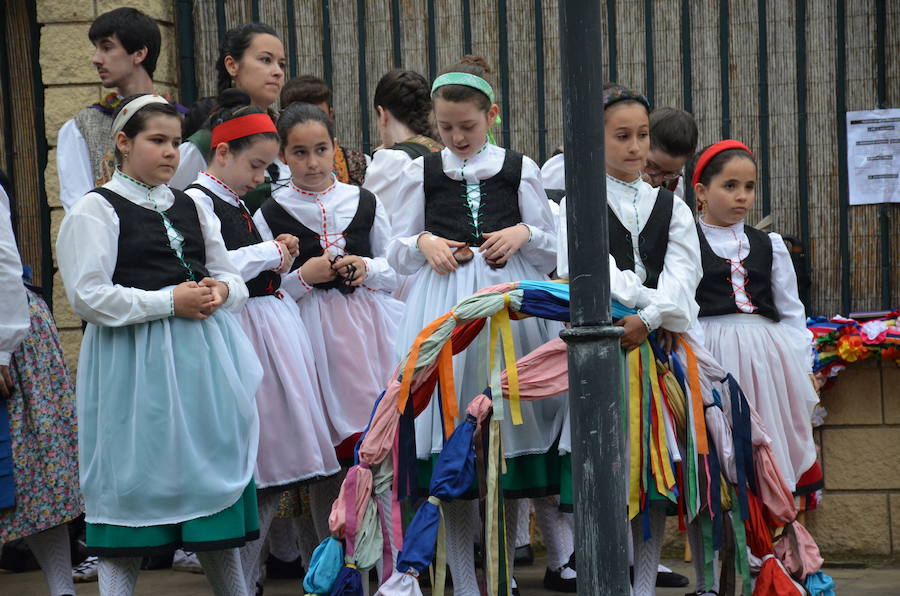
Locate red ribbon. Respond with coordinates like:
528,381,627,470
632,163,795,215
210,113,277,147
691,140,754,187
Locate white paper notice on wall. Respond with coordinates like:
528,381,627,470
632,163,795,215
847,109,900,205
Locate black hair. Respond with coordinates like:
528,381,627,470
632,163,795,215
434,55,494,112
182,96,217,139
650,107,699,158
686,143,758,188
217,23,280,94
89,7,161,78
281,75,333,109
373,69,435,138
277,102,336,150
112,95,180,163
206,89,278,157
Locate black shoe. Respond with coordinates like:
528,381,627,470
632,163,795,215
265,554,305,579
543,566,577,593
657,570,690,588
514,544,534,566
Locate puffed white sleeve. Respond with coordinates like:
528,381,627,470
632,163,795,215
253,208,313,301
193,201,247,312
540,153,566,190
769,232,813,340
187,190,283,282
516,157,557,275
385,158,428,275
57,120,96,212
360,194,399,292
56,195,174,326
557,196,654,310
362,149,413,215
637,197,701,332
0,186,28,366
169,142,208,190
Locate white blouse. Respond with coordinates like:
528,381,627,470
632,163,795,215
387,143,557,276
362,148,414,216
56,119,96,212
56,170,247,327
184,171,285,282
0,185,29,366
556,175,701,332
169,142,208,191
697,219,809,334
253,178,399,299
540,153,566,190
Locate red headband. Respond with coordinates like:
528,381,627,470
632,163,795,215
210,113,277,148
691,140,754,187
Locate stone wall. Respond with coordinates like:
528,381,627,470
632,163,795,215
37,1,178,370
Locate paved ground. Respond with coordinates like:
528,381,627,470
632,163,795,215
3,555,899,595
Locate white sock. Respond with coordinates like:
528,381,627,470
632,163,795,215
630,507,666,596
24,524,75,596
514,499,532,548
98,557,141,596
239,491,279,593
443,500,479,596
197,548,248,596
532,495,574,571
308,473,344,542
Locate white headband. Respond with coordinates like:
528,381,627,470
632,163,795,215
112,94,170,136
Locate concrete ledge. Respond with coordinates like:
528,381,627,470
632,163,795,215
36,0,94,24
823,427,900,490
805,492,891,556
821,361,883,426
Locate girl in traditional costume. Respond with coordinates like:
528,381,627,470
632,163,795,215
57,94,262,596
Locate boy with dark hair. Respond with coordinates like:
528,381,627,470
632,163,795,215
280,75,368,186
57,7,184,211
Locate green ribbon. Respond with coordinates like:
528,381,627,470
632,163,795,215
432,72,502,145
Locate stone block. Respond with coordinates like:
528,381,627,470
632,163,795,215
892,494,900,554
52,272,81,329
37,0,95,23
44,85,101,145
58,328,83,373
804,493,891,556
154,24,178,85
45,149,61,208
823,427,900,490
820,363,883,425
97,0,174,22
883,364,900,424
40,24,97,85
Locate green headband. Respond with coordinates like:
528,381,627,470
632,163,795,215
431,72,495,102
432,72,501,145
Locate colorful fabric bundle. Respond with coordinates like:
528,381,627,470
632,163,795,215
808,311,900,389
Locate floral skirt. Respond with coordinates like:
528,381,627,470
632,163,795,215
0,289,81,542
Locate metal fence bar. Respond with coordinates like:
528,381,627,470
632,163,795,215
0,5,14,185
534,0,546,163
356,0,370,153
463,0,473,55
252,0,260,22
795,0,812,311
757,0,770,216
875,0,891,309
286,0,298,78
427,0,437,81
391,0,402,67
176,0,196,107
643,0,654,106
719,0,730,138
498,0,511,147
606,0,617,82
321,0,332,86
836,0,851,315
681,0,693,208
216,1,226,46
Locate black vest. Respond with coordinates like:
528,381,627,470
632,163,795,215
186,184,281,298
422,150,523,246
93,187,210,291
607,188,674,290
696,223,780,322
258,188,376,293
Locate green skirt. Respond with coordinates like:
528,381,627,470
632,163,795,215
86,482,259,557
417,449,569,500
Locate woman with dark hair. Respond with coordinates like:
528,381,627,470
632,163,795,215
170,23,286,194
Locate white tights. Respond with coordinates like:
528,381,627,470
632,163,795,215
24,524,75,596
98,549,248,596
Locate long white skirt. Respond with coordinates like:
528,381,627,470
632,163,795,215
297,287,404,446
239,295,341,489
398,251,567,459
699,314,819,491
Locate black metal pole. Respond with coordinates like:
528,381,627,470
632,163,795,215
175,0,196,108
558,2,628,594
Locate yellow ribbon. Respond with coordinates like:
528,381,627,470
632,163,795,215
627,348,642,520
427,496,447,596
647,356,676,494
484,419,502,596
490,295,522,425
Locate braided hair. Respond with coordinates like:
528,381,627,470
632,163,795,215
373,69,435,139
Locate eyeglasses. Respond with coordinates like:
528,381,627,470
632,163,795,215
644,160,682,184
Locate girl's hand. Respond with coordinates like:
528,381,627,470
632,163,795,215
274,241,294,274
300,252,338,285
332,254,368,286
275,234,300,258
418,233,467,275
615,314,650,352
479,224,530,267
173,281,214,319
0,365,13,399
199,277,229,311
